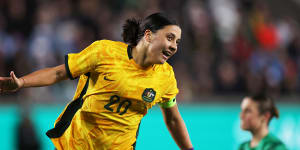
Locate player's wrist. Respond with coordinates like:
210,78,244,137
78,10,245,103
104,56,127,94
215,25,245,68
20,78,25,88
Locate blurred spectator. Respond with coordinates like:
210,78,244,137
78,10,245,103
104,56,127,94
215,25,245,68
215,58,243,94
0,0,300,102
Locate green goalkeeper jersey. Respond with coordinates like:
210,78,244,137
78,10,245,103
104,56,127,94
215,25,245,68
238,133,287,150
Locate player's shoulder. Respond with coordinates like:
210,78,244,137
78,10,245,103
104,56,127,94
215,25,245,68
266,133,284,143
263,134,287,150
155,62,175,76
264,141,287,150
95,40,127,48
160,62,174,70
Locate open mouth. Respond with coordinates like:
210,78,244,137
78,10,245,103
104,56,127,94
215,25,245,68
162,50,172,58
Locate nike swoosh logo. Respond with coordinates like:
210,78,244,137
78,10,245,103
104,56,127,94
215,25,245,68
104,76,115,81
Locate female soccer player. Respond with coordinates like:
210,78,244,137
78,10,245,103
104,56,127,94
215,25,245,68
239,95,287,150
0,13,194,150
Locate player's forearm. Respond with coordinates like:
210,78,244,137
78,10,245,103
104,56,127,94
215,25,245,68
21,64,68,88
166,117,193,149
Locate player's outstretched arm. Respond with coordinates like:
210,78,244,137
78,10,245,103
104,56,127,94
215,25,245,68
160,104,194,150
0,64,68,93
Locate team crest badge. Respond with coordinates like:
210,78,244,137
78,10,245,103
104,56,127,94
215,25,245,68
142,88,156,102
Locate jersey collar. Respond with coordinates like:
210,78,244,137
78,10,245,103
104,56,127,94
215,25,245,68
127,45,133,59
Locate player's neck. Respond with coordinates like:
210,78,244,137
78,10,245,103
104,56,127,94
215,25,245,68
250,126,269,147
132,42,152,69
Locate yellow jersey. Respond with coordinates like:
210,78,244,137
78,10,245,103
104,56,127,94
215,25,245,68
46,40,179,150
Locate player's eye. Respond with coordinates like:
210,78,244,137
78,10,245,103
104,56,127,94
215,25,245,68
245,109,251,113
167,35,173,41
166,33,175,41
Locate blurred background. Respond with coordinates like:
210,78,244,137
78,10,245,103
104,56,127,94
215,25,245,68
0,0,299,149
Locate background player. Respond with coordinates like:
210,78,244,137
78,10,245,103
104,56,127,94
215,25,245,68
239,94,287,150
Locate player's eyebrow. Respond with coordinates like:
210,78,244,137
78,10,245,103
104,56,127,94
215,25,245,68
167,33,176,39
167,33,181,41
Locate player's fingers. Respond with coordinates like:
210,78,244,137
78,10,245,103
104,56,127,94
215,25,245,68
2,90,14,93
2,79,8,87
0,77,11,92
0,77,12,81
0,77,4,88
0,77,12,88
1,90,9,94
10,71,21,89
0,89,9,94
10,71,18,83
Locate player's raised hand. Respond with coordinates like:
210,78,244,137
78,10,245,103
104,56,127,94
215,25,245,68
0,71,24,94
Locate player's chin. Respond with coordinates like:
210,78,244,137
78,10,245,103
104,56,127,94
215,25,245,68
159,55,169,64
154,58,167,64
241,124,249,130
159,58,167,64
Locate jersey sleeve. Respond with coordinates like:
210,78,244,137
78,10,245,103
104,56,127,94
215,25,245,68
65,41,103,79
159,68,179,106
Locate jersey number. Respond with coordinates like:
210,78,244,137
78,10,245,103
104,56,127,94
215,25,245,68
104,95,131,115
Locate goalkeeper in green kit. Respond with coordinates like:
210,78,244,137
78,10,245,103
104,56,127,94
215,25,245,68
238,95,287,150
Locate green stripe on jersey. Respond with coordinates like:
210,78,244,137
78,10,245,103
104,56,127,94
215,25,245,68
159,97,177,108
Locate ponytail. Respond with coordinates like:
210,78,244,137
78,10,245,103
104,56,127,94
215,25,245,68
272,107,279,119
122,13,178,46
249,94,280,125
122,18,141,46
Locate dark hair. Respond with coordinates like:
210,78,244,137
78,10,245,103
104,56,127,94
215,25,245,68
122,13,178,46
249,94,279,124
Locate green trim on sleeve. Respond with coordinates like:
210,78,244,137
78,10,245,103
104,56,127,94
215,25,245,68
159,97,177,108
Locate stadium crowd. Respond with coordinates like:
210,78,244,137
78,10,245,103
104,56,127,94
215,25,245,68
0,0,299,102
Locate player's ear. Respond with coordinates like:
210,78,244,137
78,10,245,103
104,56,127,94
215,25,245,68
144,29,152,43
263,112,271,123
